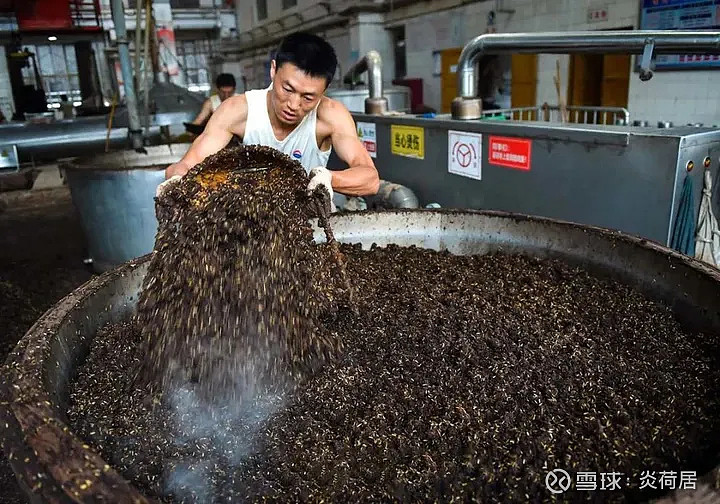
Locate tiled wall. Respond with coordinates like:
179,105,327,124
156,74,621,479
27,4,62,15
628,71,720,127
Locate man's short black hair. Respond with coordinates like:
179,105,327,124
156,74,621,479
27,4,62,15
216,73,236,88
275,32,337,87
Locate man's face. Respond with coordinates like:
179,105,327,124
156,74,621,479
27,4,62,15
218,86,235,101
269,61,327,126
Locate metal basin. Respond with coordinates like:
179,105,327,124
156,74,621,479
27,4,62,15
3,210,720,503
62,144,190,273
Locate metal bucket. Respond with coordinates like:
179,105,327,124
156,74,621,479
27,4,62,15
3,210,720,503
62,144,191,273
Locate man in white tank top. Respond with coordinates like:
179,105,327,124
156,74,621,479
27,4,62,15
190,73,237,126
161,32,379,205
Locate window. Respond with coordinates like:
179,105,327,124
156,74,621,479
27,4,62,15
256,0,267,20
176,39,212,94
21,44,81,108
282,0,297,8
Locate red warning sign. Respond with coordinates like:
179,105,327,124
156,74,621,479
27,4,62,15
488,136,532,171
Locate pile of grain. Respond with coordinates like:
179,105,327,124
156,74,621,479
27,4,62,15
68,146,720,502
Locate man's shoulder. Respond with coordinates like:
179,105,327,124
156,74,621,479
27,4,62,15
225,94,248,106
215,94,248,114
318,95,348,114
317,96,351,126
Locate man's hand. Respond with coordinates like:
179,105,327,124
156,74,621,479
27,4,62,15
156,175,181,198
166,161,191,179
307,166,336,213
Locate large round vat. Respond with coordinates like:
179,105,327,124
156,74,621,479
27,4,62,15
326,87,411,113
3,210,720,503
62,144,190,273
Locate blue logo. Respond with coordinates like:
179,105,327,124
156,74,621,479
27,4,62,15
292,149,302,159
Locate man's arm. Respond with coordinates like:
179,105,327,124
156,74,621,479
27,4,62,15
166,95,246,179
322,100,380,196
191,99,213,125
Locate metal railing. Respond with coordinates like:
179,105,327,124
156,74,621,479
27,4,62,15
480,105,630,125
70,0,102,31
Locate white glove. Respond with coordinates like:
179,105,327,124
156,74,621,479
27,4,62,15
307,166,336,212
156,175,181,198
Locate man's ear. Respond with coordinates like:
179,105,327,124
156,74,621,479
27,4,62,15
270,60,276,80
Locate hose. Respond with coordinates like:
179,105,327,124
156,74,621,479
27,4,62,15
670,175,696,256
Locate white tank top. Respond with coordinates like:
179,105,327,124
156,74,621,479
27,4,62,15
210,94,222,111
242,86,331,173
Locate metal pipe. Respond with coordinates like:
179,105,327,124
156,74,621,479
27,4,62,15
134,0,142,86
365,180,420,210
452,30,720,119
343,50,387,114
111,0,144,150
143,0,152,134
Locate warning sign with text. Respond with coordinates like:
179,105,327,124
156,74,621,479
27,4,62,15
391,125,425,159
489,136,532,171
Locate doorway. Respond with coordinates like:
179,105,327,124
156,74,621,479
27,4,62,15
567,25,632,124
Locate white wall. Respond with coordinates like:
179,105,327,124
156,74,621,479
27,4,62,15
628,71,720,127
235,0,325,33
349,13,394,86
324,28,352,88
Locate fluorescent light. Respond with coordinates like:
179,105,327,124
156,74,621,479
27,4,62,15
73,101,82,106
48,36,57,41
51,103,61,108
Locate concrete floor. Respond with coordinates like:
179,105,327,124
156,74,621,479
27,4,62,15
0,182,93,503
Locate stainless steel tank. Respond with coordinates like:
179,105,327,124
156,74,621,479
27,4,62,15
326,87,411,113
62,144,190,273
3,210,720,503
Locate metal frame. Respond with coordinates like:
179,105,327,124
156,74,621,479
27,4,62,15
481,105,630,125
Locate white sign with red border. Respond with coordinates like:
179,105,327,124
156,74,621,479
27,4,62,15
448,130,482,180
356,122,377,158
